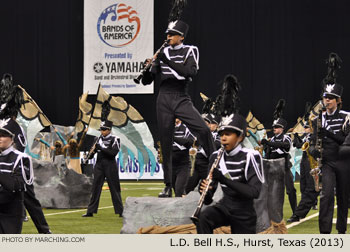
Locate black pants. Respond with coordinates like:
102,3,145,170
87,160,123,215
172,161,190,197
285,164,297,214
24,184,50,233
294,156,319,218
157,92,215,187
0,196,24,234
196,203,257,234
185,156,209,193
318,162,336,234
334,159,350,233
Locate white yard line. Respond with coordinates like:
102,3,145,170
120,182,163,185
30,183,162,218
286,211,320,229
286,205,348,229
26,206,114,218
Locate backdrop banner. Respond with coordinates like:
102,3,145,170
84,0,154,94
86,155,164,180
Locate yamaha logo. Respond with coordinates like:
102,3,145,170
93,62,104,73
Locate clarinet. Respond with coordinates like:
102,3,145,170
190,146,225,224
133,39,169,84
83,135,101,164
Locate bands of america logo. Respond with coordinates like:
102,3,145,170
97,3,141,48
93,62,104,73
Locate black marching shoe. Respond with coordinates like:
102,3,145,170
82,213,93,217
287,215,300,223
158,186,172,198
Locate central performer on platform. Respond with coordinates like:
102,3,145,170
140,2,215,197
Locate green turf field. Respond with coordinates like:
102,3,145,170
22,182,349,234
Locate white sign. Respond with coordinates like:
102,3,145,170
83,153,164,180
84,0,154,94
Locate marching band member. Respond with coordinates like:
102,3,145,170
196,113,264,234
82,120,123,218
186,113,221,194
169,118,195,197
0,118,33,233
261,99,297,216
288,121,319,223
141,19,215,197
309,53,349,234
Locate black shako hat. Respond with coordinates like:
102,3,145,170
208,113,220,125
272,118,287,129
99,120,113,131
321,53,343,98
165,20,189,37
202,113,211,124
202,113,220,125
0,118,18,138
272,99,287,129
322,83,343,98
218,113,247,136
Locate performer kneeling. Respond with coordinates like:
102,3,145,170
196,113,264,234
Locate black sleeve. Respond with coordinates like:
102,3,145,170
221,176,261,199
339,133,350,158
161,51,197,78
141,60,159,85
173,133,195,149
141,70,155,85
203,181,217,205
327,131,346,145
266,140,290,150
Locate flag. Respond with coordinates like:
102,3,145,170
245,111,266,150
16,86,51,158
75,93,93,133
85,87,157,178
290,101,323,134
